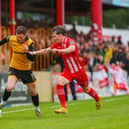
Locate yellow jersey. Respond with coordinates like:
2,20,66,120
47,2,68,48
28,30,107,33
105,48,113,64
9,35,33,70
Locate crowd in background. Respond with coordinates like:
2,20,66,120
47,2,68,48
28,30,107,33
63,23,129,78
51,23,129,100
0,23,129,100
0,23,129,80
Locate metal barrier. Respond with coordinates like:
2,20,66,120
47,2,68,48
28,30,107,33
0,26,53,71
0,26,10,71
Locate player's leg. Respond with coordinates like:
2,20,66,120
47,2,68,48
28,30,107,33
27,83,41,117
0,76,17,109
22,70,41,117
56,75,69,108
64,85,68,101
75,69,101,109
82,86,101,109
69,80,77,100
54,73,71,113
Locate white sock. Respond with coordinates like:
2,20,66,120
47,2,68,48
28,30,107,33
35,106,40,111
0,100,6,105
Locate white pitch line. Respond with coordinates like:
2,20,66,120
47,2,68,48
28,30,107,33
3,108,33,114
103,96,129,102
2,96,128,114
2,103,74,114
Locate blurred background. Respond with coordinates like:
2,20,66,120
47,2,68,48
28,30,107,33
1,0,129,70
0,0,129,104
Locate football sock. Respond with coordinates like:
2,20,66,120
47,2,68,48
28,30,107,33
3,88,11,102
87,88,100,102
70,81,77,100
64,85,68,101
31,94,39,107
57,84,66,108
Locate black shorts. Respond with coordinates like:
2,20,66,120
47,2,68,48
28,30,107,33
8,67,36,84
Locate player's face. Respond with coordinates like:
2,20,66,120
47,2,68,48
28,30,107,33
16,33,27,43
51,33,62,44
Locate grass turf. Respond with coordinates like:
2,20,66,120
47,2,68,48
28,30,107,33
0,95,129,129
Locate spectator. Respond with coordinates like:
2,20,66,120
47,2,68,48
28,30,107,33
124,53,129,85
116,35,123,45
101,45,108,64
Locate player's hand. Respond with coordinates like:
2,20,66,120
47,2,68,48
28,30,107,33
52,48,59,53
23,44,29,53
28,51,35,55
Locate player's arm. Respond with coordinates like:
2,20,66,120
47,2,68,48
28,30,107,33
0,37,9,46
29,47,52,55
26,43,35,61
52,45,75,54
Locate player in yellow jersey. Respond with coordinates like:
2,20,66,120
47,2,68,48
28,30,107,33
0,26,41,117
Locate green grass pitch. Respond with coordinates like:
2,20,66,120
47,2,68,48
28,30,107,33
0,95,129,129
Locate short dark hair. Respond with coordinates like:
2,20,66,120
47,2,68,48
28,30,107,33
52,25,65,35
16,26,27,35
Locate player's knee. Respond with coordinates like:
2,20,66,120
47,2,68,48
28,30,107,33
31,92,37,96
57,82,64,86
29,91,37,96
57,78,63,85
6,86,14,92
57,77,68,86
83,87,89,93
57,80,65,86
29,88,37,96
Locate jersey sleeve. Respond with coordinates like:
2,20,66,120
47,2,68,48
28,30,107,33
0,37,8,46
26,43,35,61
8,35,16,41
67,39,76,48
28,38,33,46
50,43,58,49
0,35,13,46
8,35,17,46
69,40,75,45
26,38,35,61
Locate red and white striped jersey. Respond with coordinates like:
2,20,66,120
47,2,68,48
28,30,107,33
51,37,84,73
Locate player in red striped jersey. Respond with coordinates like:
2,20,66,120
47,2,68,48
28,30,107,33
26,26,101,113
